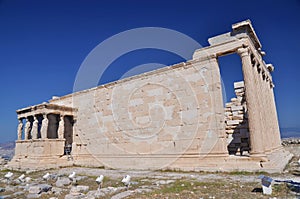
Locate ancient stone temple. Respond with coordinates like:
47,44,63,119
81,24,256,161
8,20,292,172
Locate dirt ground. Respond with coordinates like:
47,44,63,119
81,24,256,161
0,144,299,199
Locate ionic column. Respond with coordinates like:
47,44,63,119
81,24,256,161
31,116,38,139
24,118,31,140
17,119,23,140
237,47,265,155
41,114,48,139
254,63,268,151
268,81,282,149
261,72,271,151
58,115,64,139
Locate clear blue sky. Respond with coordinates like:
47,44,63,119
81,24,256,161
0,0,299,143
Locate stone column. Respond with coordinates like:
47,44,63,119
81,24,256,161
237,47,265,156
58,115,64,139
261,72,271,151
265,75,276,151
268,81,282,149
31,116,38,139
41,114,48,139
17,119,23,140
24,118,31,140
253,62,267,151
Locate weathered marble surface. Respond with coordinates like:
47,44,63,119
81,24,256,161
8,20,291,173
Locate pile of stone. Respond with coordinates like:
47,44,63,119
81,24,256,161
282,138,300,146
224,81,250,155
0,170,151,199
0,157,6,165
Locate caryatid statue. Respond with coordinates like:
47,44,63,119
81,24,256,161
40,114,48,139
58,115,64,139
31,116,38,139
17,119,23,140
24,118,31,140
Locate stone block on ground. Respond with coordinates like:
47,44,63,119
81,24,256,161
0,157,6,165
28,184,52,194
26,193,40,199
86,190,106,198
13,191,24,196
39,184,52,193
155,180,175,185
111,190,134,199
28,186,40,194
70,185,89,194
51,187,64,195
56,177,71,187
0,195,11,199
64,193,86,199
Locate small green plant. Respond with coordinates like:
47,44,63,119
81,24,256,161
227,170,269,176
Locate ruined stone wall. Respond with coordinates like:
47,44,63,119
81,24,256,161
50,58,228,170
225,81,250,155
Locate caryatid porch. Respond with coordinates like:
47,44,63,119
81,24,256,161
13,103,77,166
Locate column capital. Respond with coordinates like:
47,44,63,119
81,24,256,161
237,47,250,57
266,63,274,72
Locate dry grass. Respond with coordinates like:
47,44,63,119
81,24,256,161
0,167,299,199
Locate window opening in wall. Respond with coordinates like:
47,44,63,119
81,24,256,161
218,53,243,107
218,53,250,156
